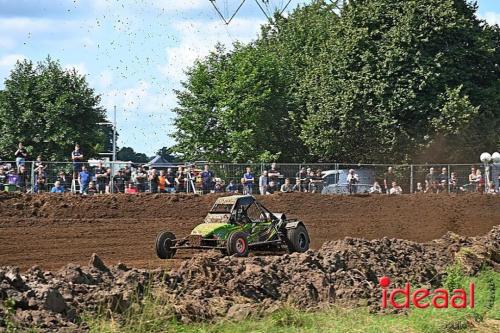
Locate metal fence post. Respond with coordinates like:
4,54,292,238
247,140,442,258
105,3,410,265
30,161,35,193
410,164,414,194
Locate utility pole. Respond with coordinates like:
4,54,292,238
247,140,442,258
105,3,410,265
113,105,117,162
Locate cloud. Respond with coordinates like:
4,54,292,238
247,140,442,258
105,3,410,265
482,11,500,25
158,17,264,81
0,54,26,86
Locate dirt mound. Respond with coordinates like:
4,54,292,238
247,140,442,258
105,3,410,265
0,193,499,270
1,227,498,331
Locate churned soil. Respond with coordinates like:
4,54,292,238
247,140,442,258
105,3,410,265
0,192,499,270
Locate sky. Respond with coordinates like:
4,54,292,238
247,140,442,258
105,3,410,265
0,0,499,156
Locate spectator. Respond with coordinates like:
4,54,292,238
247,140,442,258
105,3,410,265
243,166,255,195
268,163,281,186
175,166,185,192
125,183,138,194
34,169,46,193
50,180,64,193
280,178,294,193
14,142,28,172
95,162,108,194
369,181,382,194
158,169,167,193
425,167,438,193
113,170,126,193
200,164,215,194
476,169,485,194
449,172,459,193
149,169,159,193
56,171,68,192
104,168,112,193
123,166,132,185
268,180,278,194
78,165,91,194
486,181,497,195
346,169,359,194
384,167,396,194
71,144,84,178
389,181,403,195
467,167,477,192
437,167,448,193
226,180,239,193
214,179,224,193
308,169,323,193
34,155,46,173
0,167,6,191
17,165,29,192
415,182,424,193
133,166,147,193
259,170,268,195
296,167,308,192
87,181,97,196
165,168,176,193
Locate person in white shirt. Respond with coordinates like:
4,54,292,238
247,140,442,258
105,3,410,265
259,170,268,195
369,181,382,194
346,169,359,194
389,181,403,195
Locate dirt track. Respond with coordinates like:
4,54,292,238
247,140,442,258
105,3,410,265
0,192,499,270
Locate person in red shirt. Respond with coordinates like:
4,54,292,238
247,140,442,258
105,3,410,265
125,184,138,194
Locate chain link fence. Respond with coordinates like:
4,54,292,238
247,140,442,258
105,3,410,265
0,160,499,194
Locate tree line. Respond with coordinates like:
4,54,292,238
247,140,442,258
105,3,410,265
172,0,500,163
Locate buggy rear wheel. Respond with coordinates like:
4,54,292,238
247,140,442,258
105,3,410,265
226,231,249,257
155,231,177,259
287,225,310,253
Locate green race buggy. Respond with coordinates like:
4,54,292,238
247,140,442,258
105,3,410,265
155,195,310,258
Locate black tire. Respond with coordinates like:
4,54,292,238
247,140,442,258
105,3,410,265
226,231,249,257
155,231,176,259
287,225,310,253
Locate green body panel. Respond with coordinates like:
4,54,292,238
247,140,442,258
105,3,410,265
190,220,277,243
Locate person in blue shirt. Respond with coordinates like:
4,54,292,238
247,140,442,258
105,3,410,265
242,166,255,195
200,164,215,194
78,165,91,194
50,181,64,193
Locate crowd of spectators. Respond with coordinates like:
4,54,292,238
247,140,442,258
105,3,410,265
1,143,499,196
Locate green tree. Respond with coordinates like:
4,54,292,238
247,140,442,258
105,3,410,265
116,147,149,163
156,146,179,163
0,57,109,160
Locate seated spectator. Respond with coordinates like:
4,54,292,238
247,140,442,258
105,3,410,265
78,165,91,194
214,179,224,193
125,184,138,194
226,180,239,193
259,170,268,195
280,178,294,193
50,181,65,193
369,181,382,194
268,180,277,194
415,182,424,193
389,181,403,195
346,169,359,194
486,181,497,195
113,170,126,193
87,181,97,196
8,169,19,186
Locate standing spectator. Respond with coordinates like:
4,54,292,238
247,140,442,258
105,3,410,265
226,180,238,193
34,155,46,173
425,167,438,193
149,169,159,193
14,143,28,172
268,163,281,186
449,172,459,193
200,164,215,194
175,166,185,193
113,170,126,193
158,169,167,193
50,181,65,193
0,167,7,191
369,181,382,194
165,167,176,193
243,167,255,195
95,162,108,194
437,167,448,193
389,181,403,195
17,165,29,192
214,179,224,193
71,144,84,179
34,169,46,193
123,166,132,185
296,167,308,192
384,167,396,194
56,171,68,192
476,169,485,194
104,168,112,193
346,169,359,194
308,169,324,193
280,178,294,193
415,182,424,193
78,165,91,194
133,166,147,193
259,170,268,195
467,167,477,192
